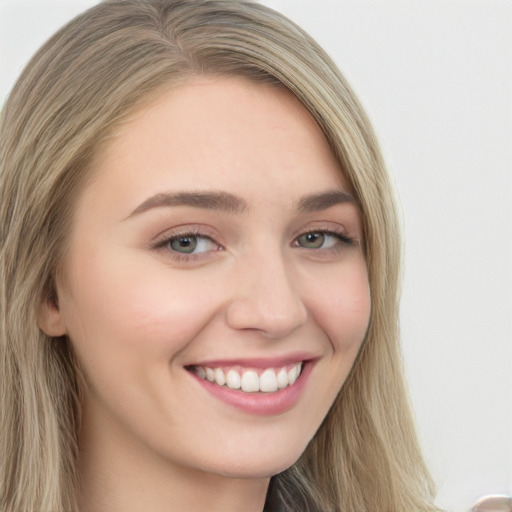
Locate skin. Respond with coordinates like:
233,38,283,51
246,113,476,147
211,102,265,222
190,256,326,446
40,77,371,512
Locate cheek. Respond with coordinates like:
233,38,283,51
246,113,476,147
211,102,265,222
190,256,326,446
306,262,371,354
60,250,219,370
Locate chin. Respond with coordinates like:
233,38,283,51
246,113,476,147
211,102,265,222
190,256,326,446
199,440,309,480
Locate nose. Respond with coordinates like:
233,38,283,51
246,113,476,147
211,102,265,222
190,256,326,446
225,251,308,339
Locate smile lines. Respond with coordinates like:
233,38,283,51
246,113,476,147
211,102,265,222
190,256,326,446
190,362,303,393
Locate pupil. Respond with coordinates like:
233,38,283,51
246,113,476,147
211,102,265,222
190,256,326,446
302,232,324,248
171,236,197,253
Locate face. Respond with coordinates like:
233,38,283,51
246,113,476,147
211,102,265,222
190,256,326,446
44,77,370,480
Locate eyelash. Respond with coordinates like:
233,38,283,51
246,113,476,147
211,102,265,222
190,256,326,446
151,228,356,262
293,229,356,250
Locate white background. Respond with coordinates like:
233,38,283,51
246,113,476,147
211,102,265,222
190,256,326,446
1,2,511,511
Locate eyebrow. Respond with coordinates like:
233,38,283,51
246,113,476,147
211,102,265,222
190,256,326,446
126,188,355,219
127,191,247,218
297,190,355,212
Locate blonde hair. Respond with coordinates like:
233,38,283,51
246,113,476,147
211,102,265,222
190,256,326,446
0,1,440,511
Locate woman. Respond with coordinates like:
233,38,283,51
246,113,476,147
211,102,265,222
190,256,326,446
0,1,440,511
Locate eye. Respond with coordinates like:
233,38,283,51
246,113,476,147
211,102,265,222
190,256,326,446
167,234,218,254
294,230,354,250
152,230,222,258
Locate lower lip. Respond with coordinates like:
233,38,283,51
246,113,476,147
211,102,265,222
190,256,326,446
188,362,314,416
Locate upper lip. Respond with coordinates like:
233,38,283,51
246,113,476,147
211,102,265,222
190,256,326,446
185,352,317,369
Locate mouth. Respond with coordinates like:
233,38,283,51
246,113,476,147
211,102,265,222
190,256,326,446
186,362,304,394
185,357,314,415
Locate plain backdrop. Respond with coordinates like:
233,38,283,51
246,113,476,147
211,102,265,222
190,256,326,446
1,2,511,511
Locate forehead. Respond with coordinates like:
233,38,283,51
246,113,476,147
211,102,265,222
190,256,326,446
82,76,348,216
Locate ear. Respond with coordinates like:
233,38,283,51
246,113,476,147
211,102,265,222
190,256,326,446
38,294,67,337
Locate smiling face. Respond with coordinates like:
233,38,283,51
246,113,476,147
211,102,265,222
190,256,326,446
42,77,370,487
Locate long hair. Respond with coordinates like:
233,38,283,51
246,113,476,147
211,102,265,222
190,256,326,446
0,1,440,510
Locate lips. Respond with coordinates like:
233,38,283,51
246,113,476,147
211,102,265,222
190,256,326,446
189,362,303,393
185,355,314,415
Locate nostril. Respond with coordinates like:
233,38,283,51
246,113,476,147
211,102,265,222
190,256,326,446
225,297,307,339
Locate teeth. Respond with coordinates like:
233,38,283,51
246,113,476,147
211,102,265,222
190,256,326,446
193,362,303,393
214,368,226,386
259,368,278,392
226,369,241,389
288,365,298,385
241,370,259,392
276,368,288,389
